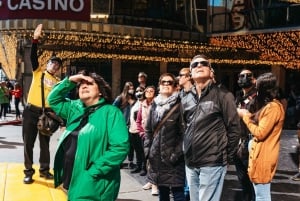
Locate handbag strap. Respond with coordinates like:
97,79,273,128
71,103,107,131
41,72,45,112
153,103,180,138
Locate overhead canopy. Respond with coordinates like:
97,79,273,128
1,26,300,80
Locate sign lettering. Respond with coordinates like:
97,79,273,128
0,0,90,21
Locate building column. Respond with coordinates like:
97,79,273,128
160,61,167,74
271,65,285,90
22,41,33,103
112,59,121,98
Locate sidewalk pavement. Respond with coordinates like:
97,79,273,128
0,106,299,200
0,162,156,201
0,110,157,201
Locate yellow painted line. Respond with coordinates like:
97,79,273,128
0,163,67,201
0,163,7,201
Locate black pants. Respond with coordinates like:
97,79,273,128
128,132,134,162
234,157,255,201
14,98,21,117
22,106,51,175
159,186,185,201
0,103,8,118
130,132,146,169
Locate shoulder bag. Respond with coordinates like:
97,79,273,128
37,73,64,136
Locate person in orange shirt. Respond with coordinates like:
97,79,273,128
237,72,285,201
11,82,22,120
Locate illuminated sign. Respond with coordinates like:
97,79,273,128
0,0,91,21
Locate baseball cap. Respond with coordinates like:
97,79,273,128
49,56,63,67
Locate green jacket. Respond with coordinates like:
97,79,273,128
0,86,9,104
48,78,129,201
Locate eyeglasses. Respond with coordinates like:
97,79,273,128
239,73,252,78
160,80,174,86
179,73,187,77
190,60,210,69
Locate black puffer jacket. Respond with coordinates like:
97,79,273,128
144,94,185,187
235,86,258,140
183,81,240,168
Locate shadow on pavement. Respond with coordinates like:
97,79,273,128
0,138,24,149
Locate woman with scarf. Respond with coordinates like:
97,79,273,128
144,73,185,201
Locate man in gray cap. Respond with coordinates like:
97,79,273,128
182,54,240,201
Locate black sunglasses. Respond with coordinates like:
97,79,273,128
160,80,174,86
239,73,253,78
190,60,210,69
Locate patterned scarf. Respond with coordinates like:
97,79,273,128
154,92,179,121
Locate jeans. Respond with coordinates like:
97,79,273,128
253,183,271,201
184,178,190,201
158,186,185,201
185,165,227,201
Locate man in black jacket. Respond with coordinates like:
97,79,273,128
235,69,257,201
182,54,240,201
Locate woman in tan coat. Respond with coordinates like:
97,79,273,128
237,72,285,201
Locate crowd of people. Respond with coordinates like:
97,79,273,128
2,24,300,201
0,79,22,122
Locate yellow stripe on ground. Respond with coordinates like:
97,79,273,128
0,163,67,201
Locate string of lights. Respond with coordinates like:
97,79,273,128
0,33,17,78
210,31,300,69
1,28,300,79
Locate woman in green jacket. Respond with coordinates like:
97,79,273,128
48,71,129,201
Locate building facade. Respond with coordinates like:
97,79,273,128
0,0,300,99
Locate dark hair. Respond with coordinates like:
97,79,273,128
158,73,177,87
145,85,157,97
48,56,63,67
118,81,136,108
240,68,254,77
78,70,113,103
256,72,280,109
136,86,145,91
14,82,21,89
191,54,209,62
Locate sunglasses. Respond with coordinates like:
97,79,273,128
239,73,252,78
160,80,174,86
190,60,210,69
179,73,187,77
